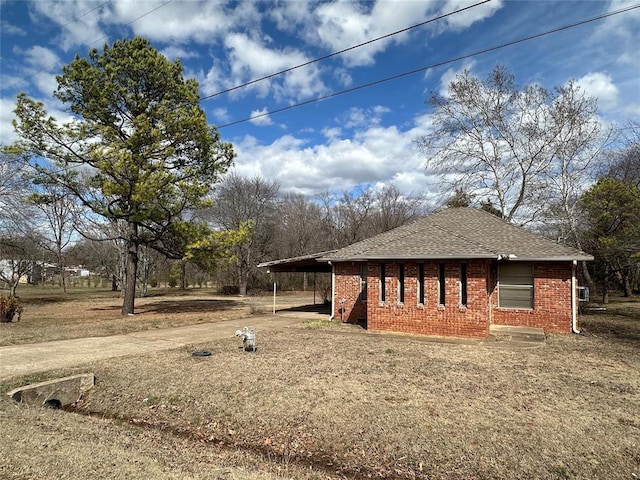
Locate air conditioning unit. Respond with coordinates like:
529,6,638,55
577,286,589,302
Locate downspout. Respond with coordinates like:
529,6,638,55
571,260,580,334
329,261,335,320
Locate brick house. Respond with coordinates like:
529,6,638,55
260,208,593,339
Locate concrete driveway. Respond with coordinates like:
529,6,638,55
0,315,301,381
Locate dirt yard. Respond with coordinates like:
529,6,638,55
1,288,638,479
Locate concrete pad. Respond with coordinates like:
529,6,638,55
489,324,546,342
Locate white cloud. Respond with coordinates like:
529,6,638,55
439,0,504,30
249,108,273,126
223,33,327,101
576,72,619,111
32,72,58,96
0,97,19,145
29,0,109,51
310,0,504,67
160,46,199,62
312,1,425,67
232,110,436,198
322,127,342,139
22,46,60,70
342,106,389,129
113,1,254,44
1,21,26,36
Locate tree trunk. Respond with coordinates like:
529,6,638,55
9,281,17,298
622,269,633,297
121,223,139,316
179,261,187,290
239,275,248,296
602,263,609,304
580,261,595,294
111,274,118,291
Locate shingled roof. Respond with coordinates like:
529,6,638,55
322,207,593,262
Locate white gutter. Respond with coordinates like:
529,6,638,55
329,261,335,320
571,260,580,334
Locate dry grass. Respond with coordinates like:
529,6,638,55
0,286,308,346
1,291,639,479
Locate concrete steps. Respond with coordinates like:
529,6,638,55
489,324,546,342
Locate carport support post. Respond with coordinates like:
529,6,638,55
273,280,277,314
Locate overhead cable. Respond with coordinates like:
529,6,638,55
217,3,640,129
200,0,493,101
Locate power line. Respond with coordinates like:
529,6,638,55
200,0,493,101
4,0,173,91
217,3,640,129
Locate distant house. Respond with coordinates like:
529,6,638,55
260,208,593,338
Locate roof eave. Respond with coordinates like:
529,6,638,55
322,254,595,262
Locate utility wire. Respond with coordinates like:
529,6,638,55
201,0,493,101
217,3,640,129
4,0,173,91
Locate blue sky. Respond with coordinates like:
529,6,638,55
1,0,639,203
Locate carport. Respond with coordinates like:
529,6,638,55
257,250,336,317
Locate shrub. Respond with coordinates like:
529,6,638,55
0,296,23,323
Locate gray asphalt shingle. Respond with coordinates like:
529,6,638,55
323,207,593,262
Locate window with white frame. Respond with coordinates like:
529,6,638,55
498,263,534,309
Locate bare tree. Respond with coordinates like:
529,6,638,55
206,173,280,295
0,236,39,297
276,193,327,257
319,184,425,248
0,150,34,239
27,179,81,293
371,184,425,233
538,82,612,291
416,66,605,225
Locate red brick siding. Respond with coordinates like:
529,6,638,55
333,260,575,337
490,261,572,333
365,260,490,338
333,262,367,323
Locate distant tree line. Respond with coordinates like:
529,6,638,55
1,46,637,308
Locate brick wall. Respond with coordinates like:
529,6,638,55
333,260,574,337
334,260,490,338
490,261,572,333
332,262,367,323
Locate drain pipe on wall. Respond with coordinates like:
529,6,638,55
571,260,580,334
329,261,335,321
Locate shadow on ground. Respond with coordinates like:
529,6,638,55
89,299,242,314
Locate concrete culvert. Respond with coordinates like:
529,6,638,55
6,373,95,409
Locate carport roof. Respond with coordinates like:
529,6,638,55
257,250,336,273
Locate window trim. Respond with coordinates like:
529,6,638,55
379,263,386,303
